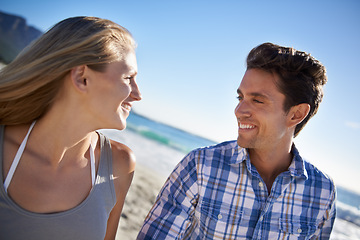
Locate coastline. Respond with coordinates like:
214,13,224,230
100,128,184,240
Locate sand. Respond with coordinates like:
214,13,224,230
100,129,184,240
116,163,165,239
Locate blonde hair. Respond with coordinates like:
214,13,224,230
0,16,136,125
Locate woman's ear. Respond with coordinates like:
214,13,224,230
287,103,310,128
70,65,88,92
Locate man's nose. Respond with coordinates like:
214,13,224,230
234,100,251,118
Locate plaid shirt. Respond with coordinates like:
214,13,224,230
137,141,336,240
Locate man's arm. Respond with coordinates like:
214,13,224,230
317,185,337,239
137,151,200,239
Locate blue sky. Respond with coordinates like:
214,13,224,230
1,0,360,193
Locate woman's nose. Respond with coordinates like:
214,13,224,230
131,81,142,101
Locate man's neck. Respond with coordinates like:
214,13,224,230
248,143,293,193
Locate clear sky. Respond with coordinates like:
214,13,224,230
1,0,360,194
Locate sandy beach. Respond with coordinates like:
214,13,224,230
101,128,184,240
102,129,360,240
116,163,165,239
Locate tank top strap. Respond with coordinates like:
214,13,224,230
3,122,97,193
90,143,96,186
96,132,113,181
3,121,36,193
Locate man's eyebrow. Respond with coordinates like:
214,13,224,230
237,89,270,99
250,92,269,99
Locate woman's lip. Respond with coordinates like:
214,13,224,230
121,103,132,111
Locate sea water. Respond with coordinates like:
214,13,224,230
118,111,360,237
126,111,217,153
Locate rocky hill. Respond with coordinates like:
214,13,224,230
0,11,43,64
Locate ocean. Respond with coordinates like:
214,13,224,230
125,111,360,235
126,111,217,154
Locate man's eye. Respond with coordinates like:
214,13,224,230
253,99,263,104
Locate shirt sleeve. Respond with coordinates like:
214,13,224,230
317,183,337,239
137,151,200,240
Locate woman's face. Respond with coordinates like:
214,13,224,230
85,50,142,130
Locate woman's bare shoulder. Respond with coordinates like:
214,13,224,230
109,139,136,176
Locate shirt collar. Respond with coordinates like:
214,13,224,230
229,145,248,164
288,144,308,179
229,144,308,180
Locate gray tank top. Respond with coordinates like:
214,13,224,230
0,125,116,240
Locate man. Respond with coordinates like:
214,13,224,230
137,42,336,239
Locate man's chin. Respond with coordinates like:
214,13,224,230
237,137,250,148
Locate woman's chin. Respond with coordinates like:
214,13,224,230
100,120,126,131
114,121,127,131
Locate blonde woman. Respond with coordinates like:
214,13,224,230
0,16,141,240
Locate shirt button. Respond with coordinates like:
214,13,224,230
297,228,302,233
259,216,263,221
258,182,263,187
218,214,222,220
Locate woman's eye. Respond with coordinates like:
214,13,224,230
124,77,133,83
237,96,243,101
253,99,263,104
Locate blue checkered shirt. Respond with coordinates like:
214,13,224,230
137,141,336,239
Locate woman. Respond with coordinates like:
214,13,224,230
0,16,141,239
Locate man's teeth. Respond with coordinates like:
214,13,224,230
239,123,255,129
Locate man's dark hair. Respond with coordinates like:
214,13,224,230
246,42,327,137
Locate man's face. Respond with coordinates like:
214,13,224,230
235,68,291,151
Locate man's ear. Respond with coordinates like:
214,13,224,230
287,103,310,128
70,65,88,92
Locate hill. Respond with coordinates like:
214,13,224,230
0,11,42,64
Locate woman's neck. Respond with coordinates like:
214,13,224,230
26,108,98,168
